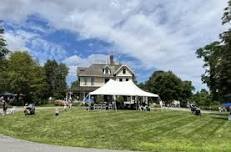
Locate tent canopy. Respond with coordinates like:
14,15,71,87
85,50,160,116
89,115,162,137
89,79,159,97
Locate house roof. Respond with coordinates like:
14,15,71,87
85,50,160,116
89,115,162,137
77,63,134,77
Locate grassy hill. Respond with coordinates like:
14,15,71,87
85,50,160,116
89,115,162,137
0,108,230,152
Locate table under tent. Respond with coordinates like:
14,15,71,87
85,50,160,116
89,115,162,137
87,79,159,110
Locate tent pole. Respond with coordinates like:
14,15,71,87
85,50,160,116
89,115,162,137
136,96,138,110
113,95,117,112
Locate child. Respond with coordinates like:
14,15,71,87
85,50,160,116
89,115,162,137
55,108,59,116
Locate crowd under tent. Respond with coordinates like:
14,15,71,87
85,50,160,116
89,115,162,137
88,79,159,109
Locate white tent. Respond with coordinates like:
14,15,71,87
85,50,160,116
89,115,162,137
89,79,159,97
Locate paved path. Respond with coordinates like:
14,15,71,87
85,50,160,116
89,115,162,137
0,135,134,152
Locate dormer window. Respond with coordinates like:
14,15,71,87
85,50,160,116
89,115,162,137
106,69,109,74
123,68,126,74
103,67,111,75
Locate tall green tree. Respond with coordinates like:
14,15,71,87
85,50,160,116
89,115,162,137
191,89,212,107
44,60,59,97
44,60,68,99
5,52,47,104
196,1,231,102
71,80,79,90
0,27,9,93
55,63,68,98
145,71,194,105
0,28,9,60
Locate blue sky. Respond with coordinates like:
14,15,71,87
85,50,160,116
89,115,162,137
0,0,228,90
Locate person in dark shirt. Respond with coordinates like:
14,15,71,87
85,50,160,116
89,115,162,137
3,100,7,115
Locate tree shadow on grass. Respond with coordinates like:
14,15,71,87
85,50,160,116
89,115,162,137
208,112,229,121
209,113,229,116
211,116,228,121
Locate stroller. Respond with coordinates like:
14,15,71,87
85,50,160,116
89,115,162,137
24,103,35,115
190,104,201,116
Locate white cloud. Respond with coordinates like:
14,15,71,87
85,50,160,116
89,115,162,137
0,0,228,89
4,32,28,51
4,28,67,64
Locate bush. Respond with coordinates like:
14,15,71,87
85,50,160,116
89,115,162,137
200,105,219,111
96,95,104,104
116,96,124,103
36,99,49,106
151,104,161,108
72,102,81,107
53,100,65,106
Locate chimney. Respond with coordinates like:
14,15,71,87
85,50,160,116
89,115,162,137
109,55,114,65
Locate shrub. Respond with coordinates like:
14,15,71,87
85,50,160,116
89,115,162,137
96,95,104,104
53,100,65,106
72,102,81,107
116,96,124,103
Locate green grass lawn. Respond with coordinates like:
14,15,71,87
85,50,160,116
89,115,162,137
0,108,231,152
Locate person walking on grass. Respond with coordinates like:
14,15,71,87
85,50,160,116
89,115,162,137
2,99,8,116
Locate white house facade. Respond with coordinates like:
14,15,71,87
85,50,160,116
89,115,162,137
75,55,135,100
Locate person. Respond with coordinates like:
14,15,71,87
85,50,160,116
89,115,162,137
228,112,231,121
55,108,59,116
63,102,68,111
219,106,222,112
2,99,8,116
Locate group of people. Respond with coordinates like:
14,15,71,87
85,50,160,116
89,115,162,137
138,102,150,111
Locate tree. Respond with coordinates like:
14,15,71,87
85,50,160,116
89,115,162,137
44,60,59,98
54,63,68,98
44,60,68,99
191,89,212,107
145,71,194,105
0,28,9,60
5,52,47,104
180,81,195,106
0,27,9,93
196,1,231,103
196,42,222,101
71,80,79,90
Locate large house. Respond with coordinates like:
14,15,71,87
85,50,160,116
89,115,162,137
76,55,135,100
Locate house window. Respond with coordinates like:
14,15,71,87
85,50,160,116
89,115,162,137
126,78,129,81
119,78,123,82
84,77,87,85
91,77,95,86
103,67,111,74
105,78,109,83
123,68,126,74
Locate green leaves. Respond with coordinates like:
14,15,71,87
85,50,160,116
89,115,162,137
196,1,231,103
4,52,47,103
44,60,68,99
0,28,9,60
144,71,193,105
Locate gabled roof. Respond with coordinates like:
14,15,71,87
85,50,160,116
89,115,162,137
77,64,122,77
114,64,135,76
